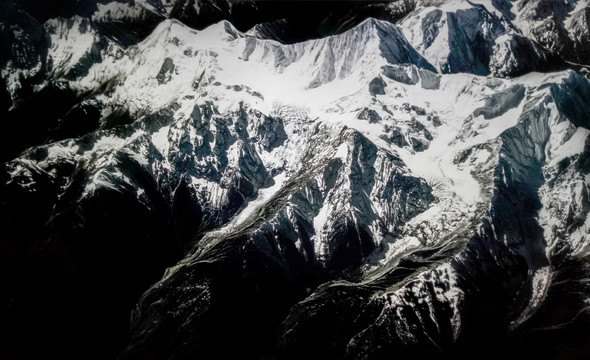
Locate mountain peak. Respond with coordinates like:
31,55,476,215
357,17,437,72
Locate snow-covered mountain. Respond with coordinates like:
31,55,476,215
1,1,590,359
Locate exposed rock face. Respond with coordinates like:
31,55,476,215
1,1,590,360
473,84,526,119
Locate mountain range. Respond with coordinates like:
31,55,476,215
1,1,590,359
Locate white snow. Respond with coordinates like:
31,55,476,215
47,142,79,159
434,0,473,13
190,176,229,209
469,0,505,19
1,46,43,99
151,125,170,155
401,7,449,73
13,12,590,327
313,200,331,238
510,266,552,329
92,2,138,22
45,16,98,74
548,126,590,167
231,172,287,226
333,142,348,160
565,0,590,29
192,172,289,254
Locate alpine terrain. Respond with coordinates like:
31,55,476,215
1,1,590,359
